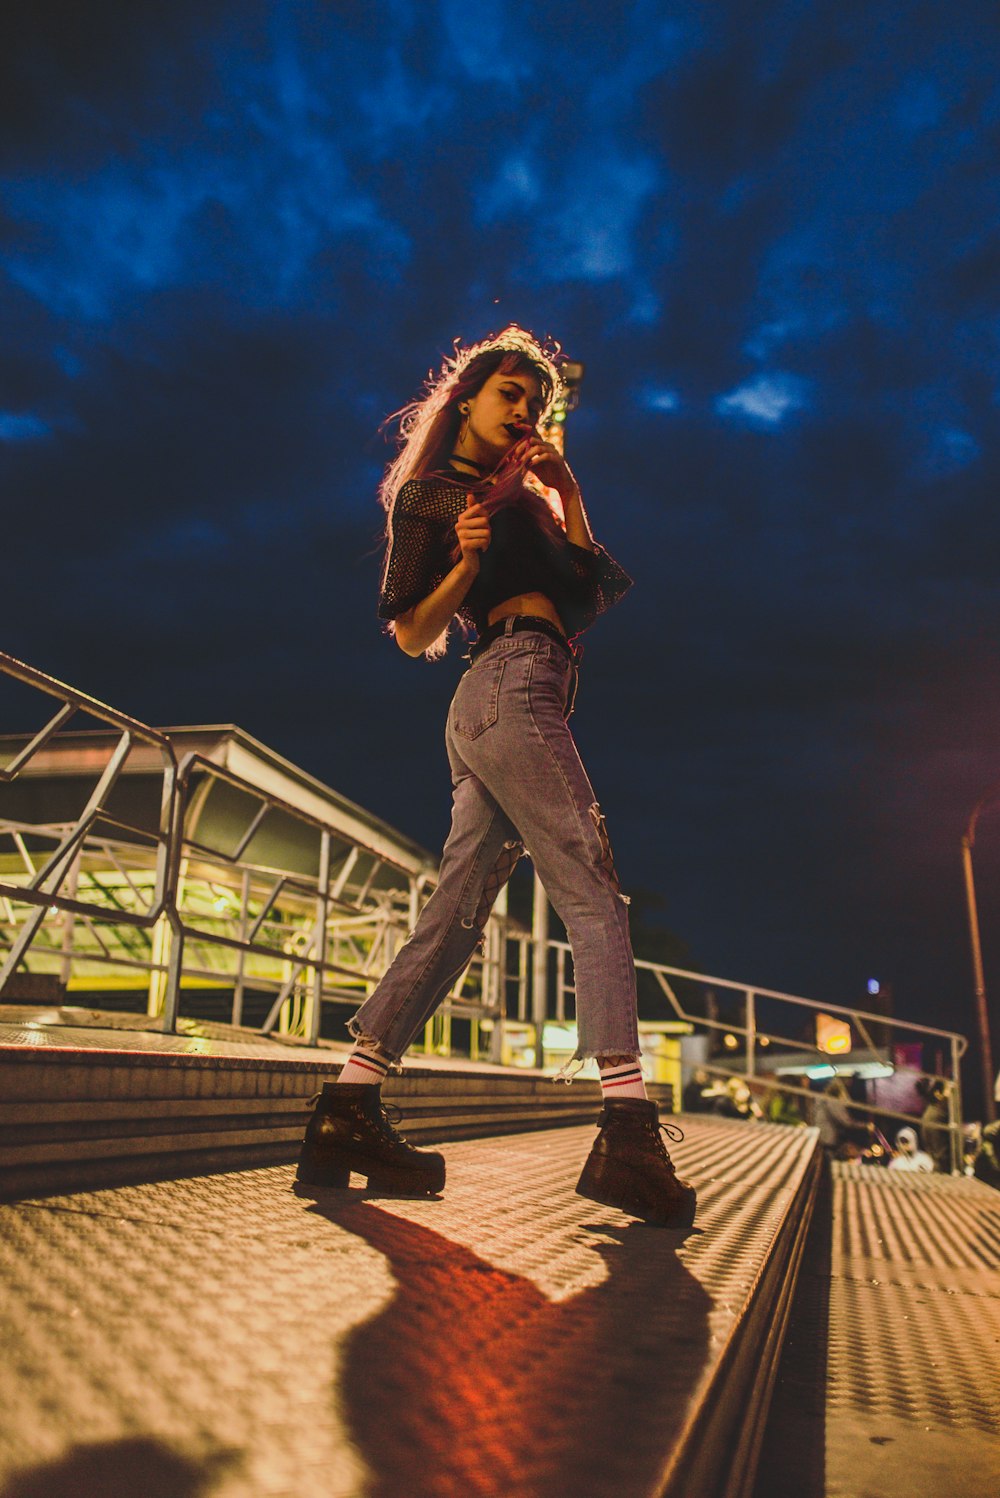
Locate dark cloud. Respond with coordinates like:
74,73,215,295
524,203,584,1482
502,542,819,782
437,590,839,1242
2,1,1000,1087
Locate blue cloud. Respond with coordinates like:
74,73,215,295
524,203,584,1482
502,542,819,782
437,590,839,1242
357,53,452,150
0,23,412,323
439,0,537,84
716,373,809,425
641,386,681,413
0,412,50,442
476,156,543,223
744,311,843,360
543,152,660,281
923,427,981,479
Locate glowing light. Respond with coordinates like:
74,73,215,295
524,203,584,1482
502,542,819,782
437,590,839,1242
542,1023,578,1049
867,979,880,995
723,1033,739,1050
816,1013,852,1055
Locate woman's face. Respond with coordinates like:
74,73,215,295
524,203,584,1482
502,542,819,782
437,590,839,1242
461,367,544,460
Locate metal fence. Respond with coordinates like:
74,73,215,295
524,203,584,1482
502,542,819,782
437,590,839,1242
0,650,505,1051
1,649,970,1165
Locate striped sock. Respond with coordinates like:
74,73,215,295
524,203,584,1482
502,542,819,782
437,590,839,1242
338,1044,391,1087
599,1058,647,1101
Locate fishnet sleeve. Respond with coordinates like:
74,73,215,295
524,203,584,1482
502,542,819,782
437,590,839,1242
377,480,457,621
562,541,634,631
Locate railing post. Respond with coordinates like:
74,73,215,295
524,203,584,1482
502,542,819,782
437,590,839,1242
531,871,548,1070
487,884,508,1064
232,868,252,1027
308,831,331,1046
745,990,756,1079
161,909,185,1033
949,1034,965,1175
961,831,997,1123
58,850,81,991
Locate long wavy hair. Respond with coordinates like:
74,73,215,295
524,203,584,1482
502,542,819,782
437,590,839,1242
378,326,565,656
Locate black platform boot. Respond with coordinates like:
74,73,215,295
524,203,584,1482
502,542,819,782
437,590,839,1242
297,1083,446,1195
576,1097,697,1228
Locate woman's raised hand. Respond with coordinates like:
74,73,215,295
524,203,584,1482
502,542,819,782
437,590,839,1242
455,494,491,574
518,435,579,500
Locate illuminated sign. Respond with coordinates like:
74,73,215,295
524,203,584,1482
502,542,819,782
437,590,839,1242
816,1013,852,1055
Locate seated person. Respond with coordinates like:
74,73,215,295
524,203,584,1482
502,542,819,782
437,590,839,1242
888,1125,934,1172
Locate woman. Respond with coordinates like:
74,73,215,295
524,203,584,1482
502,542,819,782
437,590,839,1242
298,326,696,1228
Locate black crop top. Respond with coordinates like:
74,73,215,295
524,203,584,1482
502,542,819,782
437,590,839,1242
377,475,633,638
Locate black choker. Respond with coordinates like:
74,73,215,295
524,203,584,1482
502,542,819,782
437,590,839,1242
449,453,487,473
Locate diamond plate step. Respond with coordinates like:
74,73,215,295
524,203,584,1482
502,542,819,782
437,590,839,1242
0,1017,671,1199
754,1161,1000,1498
0,1118,821,1498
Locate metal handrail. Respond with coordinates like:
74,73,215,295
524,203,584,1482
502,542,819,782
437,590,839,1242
543,937,968,1172
0,656,486,1048
0,650,975,1164
0,653,177,996
158,751,447,1038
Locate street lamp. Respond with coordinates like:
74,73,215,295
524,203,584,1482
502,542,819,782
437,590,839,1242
961,780,1000,1123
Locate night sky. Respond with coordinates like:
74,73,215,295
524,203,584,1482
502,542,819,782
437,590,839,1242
3,3,1000,1090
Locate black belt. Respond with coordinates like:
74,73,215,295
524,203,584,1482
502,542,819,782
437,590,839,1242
467,614,580,665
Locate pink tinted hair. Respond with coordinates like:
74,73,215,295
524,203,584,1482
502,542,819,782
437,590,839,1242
378,326,565,656
377,325,563,515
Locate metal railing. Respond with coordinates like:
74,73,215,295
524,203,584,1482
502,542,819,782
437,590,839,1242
0,651,505,1047
541,941,968,1172
1,650,971,1165
0,654,177,996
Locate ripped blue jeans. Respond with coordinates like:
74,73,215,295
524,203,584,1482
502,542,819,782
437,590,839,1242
349,621,640,1067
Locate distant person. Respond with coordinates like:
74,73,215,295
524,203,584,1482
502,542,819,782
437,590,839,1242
918,1079,952,1174
972,1120,1000,1191
682,1068,714,1112
964,1121,983,1176
814,1077,872,1156
888,1125,934,1172
762,1086,805,1126
713,1077,764,1121
296,326,695,1228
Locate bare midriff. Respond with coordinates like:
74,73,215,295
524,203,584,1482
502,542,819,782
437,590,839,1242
487,592,565,634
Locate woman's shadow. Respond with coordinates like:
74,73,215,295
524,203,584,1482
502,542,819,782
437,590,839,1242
302,1189,712,1498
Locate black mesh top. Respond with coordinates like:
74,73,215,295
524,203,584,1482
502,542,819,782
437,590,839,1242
378,475,633,638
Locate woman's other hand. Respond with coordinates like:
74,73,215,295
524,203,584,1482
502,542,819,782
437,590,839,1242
520,437,579,500
455,494,491,574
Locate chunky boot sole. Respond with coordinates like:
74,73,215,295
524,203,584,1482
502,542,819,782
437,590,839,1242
296,1149,445,1196
575,1152,696,1228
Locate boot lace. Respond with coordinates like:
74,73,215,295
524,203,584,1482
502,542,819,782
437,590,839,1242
379,1100,407,1139
649,1117,685,1161
305,1091,407,1139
